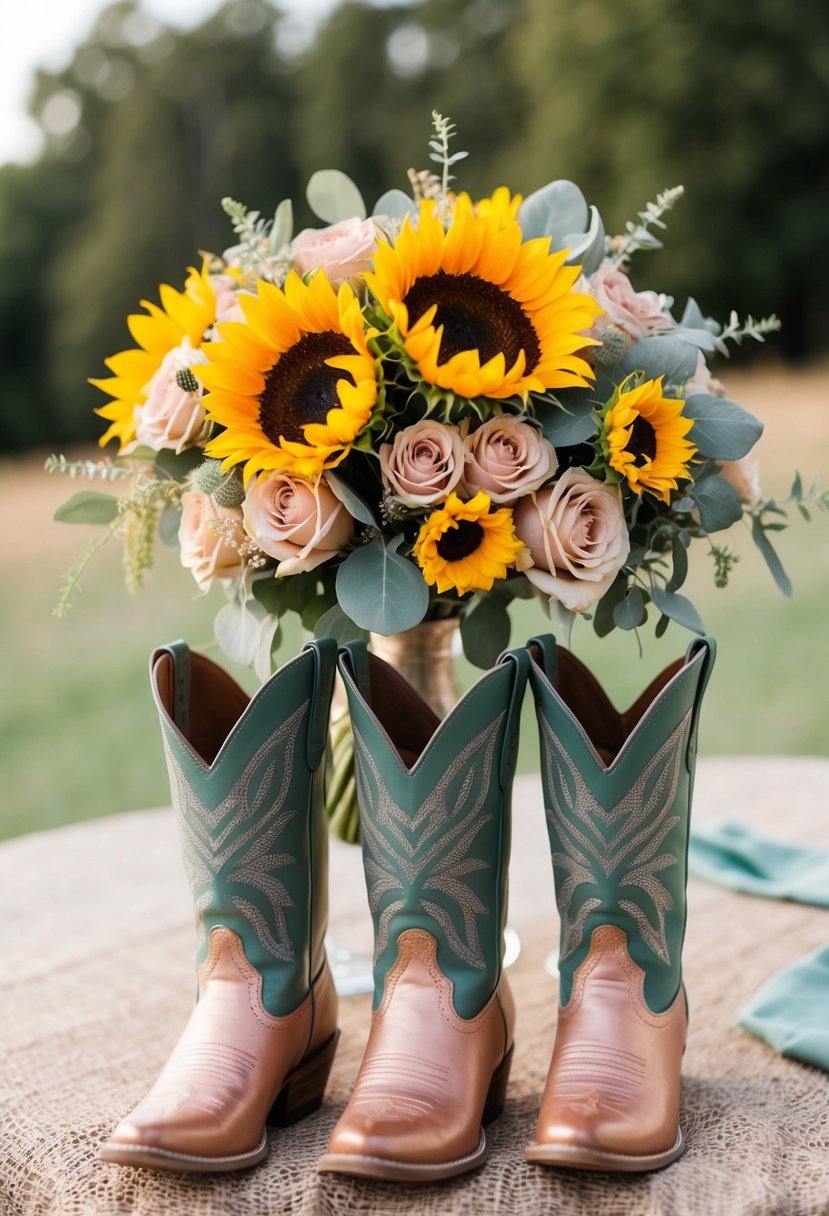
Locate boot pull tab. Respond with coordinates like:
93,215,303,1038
151,640,191,734
338,639,372,706
303,636,338,771
497,647,530,790
684,635,717,772
526,633,558,683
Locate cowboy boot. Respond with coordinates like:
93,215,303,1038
317,641,528,1181
100,637,339,1173
524,633,715,1171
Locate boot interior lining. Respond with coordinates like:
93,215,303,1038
364,653,441,768
154,652,250,766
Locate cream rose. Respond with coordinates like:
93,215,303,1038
290,217,378,286
514,468,630,611
380,421,465,506
135,342,210,454
463,415,558,503
584,262,673,350
179,489,244,591
243,471,354,576
718,454,762,505
209,272,244,324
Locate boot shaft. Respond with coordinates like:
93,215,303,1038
338,641,528,1020
151,638,337,1017
528,635,715,1013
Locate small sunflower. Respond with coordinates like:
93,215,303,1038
602,376,696,503
365,197,601,402
91,264,216,448
200,270,377,482
456,186,523,228
413,490,524,595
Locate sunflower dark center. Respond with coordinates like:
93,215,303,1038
436,519,485,562
627,414,657,464
404,271,541,373
258,331,354,445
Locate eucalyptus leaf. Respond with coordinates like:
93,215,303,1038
326,473,380,527
593,575,627,637
306,169,366,223
214,596,269,668
561,205,606,275
683,393,764,460
618,335,699,388
679,297,720,336
373,189,417,221
158,503,181,547
460,595,511,669
690,474,744,533
54,491,120,526
613,586,648,631
314,601,369,644
336,536,428,634
667,531,689,592
650,585,705,634
270,198,293,251
253,615,282,683
534,393,598,446
751,517,793,596
519,180,588,243
547,598,576,647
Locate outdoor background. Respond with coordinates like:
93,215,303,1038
2,0,828,842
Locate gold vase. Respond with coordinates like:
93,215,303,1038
369,619,462,720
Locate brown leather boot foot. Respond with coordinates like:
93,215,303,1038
318,930,514,1183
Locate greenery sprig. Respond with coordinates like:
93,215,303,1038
610,185,685,268
428,111,468,198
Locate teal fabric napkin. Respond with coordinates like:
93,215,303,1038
687,821,829,907
739,944,829,1071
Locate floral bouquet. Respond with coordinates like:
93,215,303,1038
51,113,823,836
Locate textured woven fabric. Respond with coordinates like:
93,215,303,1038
2,757,829,1215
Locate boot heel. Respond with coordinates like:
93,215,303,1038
482,1043,514,1126
268,1029,341,1127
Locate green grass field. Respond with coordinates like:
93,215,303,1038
2,363,827,843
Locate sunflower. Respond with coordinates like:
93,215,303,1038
91,264,217,448
456,186,523,228
200,270,377,483
365,198,601,402
413,490,524,595
602,376,696,503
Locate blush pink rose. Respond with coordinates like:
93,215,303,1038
513,468,630,612
463,415,558,503
380,421,465,506
179,489,244,591
584,262,673,350
209,273,244,324
136,342,211,454
243,472,354,576
290,218,378,286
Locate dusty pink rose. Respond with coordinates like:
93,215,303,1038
514,468,630,612
684,351,713,398
585,262,673,350
718,454,762,505
243,472,354,576
380,421,465,506
463,415,558,503
179,489,244,591
136,342,211,453
290,218,378,286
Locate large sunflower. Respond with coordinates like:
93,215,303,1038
413,490,524,595
200,270,377,483
602,376,696,503
365,198,601,401
92,264,216,448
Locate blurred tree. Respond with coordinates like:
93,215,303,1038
507,0,829,357
290,0,525,221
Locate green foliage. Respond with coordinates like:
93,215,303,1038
335,534,429,634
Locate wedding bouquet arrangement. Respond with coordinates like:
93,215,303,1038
51,113,821,680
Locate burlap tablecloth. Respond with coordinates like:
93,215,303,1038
2,757,828,1216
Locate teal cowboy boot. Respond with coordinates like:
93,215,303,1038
100,638,339,1173
524,634,715,1172
318,641,528,1182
